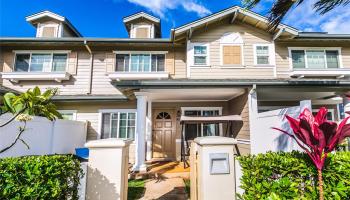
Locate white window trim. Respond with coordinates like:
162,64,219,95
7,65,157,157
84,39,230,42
253,44,276,66
288,47,343,71
181,107,223,137
188,42,210,67
131,24,153,38
37,23,60,38
112,51,167,73
58,110,77,120
12,50,70,73
98,109,137,140
219,43,245,66
312,109,335,121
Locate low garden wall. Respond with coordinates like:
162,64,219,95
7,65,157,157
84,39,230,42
0,155,83,199
237,151,350,199
0,114,87,158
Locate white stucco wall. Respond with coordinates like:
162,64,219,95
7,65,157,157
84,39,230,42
0,114,87,158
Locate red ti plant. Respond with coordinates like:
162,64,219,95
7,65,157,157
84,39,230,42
273,107,350,200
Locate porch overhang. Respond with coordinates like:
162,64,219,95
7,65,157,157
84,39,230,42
113,79,350,101
114,79,350,89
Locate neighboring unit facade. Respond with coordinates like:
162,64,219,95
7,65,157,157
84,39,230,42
1,6,350,171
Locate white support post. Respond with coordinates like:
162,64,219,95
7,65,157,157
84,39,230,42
343,96,350,118
248,86,258,154
133,95,147,172
146,100,153,161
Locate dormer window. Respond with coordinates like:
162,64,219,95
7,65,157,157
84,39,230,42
123,12,161,39
26,11,82,38
134,26,151,38
37,23,60,38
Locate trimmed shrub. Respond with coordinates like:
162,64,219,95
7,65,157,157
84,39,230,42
237,151,350,200
0,155,83,200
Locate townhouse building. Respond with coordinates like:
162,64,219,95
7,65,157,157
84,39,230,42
1,6,349,171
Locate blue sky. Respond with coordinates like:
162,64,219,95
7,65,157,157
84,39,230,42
0,0,349,38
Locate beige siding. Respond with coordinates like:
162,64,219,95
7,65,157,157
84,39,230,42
227,91,251,155
173,47,187,78
190,67,274,79
0,51,122,95
91,53,123,95
189,21,275,79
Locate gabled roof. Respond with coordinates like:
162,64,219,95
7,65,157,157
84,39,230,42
123,11,160,24
26,10,82,37
173,6,299,38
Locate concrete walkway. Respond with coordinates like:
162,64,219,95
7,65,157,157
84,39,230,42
141,177,187,200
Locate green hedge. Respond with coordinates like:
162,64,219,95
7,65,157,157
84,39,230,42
237,151,350,200
0,155,83,200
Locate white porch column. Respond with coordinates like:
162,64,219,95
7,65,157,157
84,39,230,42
133,94,147,172
146,101,153,161
343,95,350,118
248,86,258,154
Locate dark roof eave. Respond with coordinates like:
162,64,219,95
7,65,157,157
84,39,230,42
113,79,350,89
52,95,128,102
295,33,350,40
0,37,172,44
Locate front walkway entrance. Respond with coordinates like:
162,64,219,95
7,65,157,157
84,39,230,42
152,109,176,160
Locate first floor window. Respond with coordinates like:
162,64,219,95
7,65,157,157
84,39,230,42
58,110,77,120
14,52,68,72
101,111,136,139
193,45,208,65
255,45,270,65
291,49,340,69
116,53,165,72
183,108,220,140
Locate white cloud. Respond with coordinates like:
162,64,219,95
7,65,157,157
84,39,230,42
126,0,211,18
283,0,350,33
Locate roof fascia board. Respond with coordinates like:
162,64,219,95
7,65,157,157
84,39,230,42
114,79,350,88
26,11,82,37
174,6,299,36
26,11,65,22
123,12,160,23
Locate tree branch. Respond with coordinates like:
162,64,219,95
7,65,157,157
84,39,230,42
0,122,27,154
0,107,26,128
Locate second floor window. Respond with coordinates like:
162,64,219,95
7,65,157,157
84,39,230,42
116,54,165,72
256,45,269,65
291,49,340,69
14,53,67,72
194,46,208,65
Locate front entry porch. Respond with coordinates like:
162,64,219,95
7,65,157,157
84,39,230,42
132,88,249,172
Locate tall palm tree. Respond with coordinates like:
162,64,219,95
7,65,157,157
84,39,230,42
244,0,350,31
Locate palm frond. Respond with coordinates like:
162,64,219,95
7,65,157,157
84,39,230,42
314,0,350,14
267,0,304,31
243,0,262,8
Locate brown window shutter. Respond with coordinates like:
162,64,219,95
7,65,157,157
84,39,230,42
67,52,78,75
42,27,56,37
223,46,241,65
135,28,149,38
106,53,116,73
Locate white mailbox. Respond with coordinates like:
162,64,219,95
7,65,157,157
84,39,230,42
193,136,237,200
